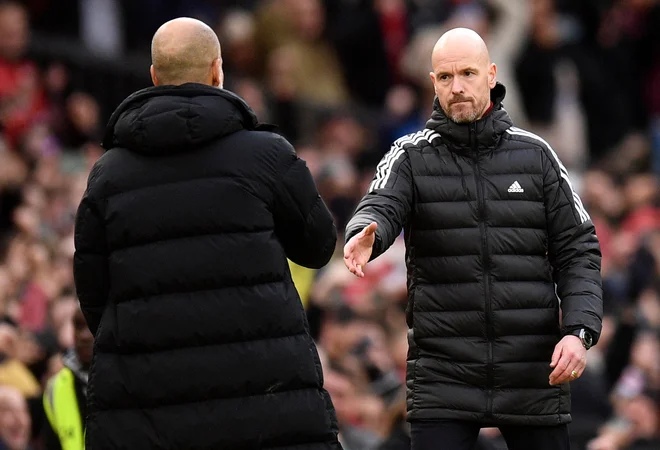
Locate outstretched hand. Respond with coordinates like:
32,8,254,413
549,335,587,385
343,222,378,278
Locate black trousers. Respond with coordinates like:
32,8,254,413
411,420,571,450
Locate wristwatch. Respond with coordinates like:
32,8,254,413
568,328,593,350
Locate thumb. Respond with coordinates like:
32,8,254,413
363,222,378,236
550,343,563,368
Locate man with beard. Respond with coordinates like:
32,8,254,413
41,306,92,450
344,28,603,450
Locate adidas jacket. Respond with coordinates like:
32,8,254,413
345,83,603,426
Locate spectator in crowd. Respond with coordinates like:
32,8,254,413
0,385,32,450
40,304,91,450
0,1,49,148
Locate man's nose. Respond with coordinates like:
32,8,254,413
451,78,464,94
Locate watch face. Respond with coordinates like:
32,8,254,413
581,329,593,348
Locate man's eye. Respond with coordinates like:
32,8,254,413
464,71,473,76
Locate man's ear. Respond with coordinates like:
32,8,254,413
212,58,223,88
488,63,497,89
429,71,438,95
150,65,159,86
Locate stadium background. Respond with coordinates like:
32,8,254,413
0,0,658,449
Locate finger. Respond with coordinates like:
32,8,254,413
576,356,587,378
550,344,563,368
363,222,378,236
348,259,357,273
555,354,581,384
561,358,581,384
549,351,570,378
343,251,353,268
564,354,587,381
343,253,358,274
550,363,572,384
344,255,363,278
344,243,359,265
549,354,572,384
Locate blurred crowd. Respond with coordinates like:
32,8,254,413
0,0,658,449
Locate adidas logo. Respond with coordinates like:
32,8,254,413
508,181,524,193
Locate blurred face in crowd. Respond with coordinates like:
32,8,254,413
292,0,325,40
66,92,100,137
0,3,28,61
74,307,94,368
624,174,658,210
0,388,30,450
430,28,496,123
621,395,659,439
582,170,625,218
0,324,17,357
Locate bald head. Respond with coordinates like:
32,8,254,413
429,28,496,123
431,27,490,71
150,17,223,87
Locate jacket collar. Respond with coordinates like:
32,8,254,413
425,82,513,154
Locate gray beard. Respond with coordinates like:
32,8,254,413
449,99,489,123
449,110,480,123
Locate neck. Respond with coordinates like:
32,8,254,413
477,101,494,121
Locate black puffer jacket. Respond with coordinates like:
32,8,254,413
73,83,342,450
345,83,603,426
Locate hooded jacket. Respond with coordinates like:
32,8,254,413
345,83,603,426
73,83,342,449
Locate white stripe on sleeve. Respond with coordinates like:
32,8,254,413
369,129,440,192
506,127,590,223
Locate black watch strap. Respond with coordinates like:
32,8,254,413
568,328,593,349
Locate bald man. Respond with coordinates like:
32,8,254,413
74,17,342,450
344,28,602,450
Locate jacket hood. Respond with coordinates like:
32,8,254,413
102,83,271,155
425,82,513,152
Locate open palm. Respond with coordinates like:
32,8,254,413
343,222,378,277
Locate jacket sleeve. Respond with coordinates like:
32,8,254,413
542,145,603,345
73,165,110,336
345,141,413,261
272,137,337,269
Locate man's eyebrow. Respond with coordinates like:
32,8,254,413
435,66,480,77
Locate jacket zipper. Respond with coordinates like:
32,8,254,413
470,123,494,417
